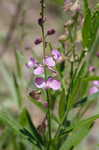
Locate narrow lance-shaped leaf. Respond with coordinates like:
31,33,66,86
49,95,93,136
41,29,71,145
60,123,93,150
24,109,44,146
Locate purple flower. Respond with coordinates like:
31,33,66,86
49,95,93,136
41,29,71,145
35,77,46,88
52,49,62,61
44,56,55,67
89,86,99,95
89,66,96,72
44,102,48,108
26,57,37,68
96,51,99,57
47,29,56,35
92,80,99,87
34,38,42,45
46,77,61,90
34,65,44,75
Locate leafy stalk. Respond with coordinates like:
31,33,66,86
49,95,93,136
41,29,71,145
40,0,51,149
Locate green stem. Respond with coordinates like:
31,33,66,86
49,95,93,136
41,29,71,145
40,0,51,149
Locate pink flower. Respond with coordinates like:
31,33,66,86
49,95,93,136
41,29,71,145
46,77,61,90
88,66,96,72
89,86,99,95
96,51,99,57
44,56,55,67
35,77,46,88
26,57,37,68
35,77,61,91
92,80,99,87
52,49,62,61
34,65,44,75
44,102,48,108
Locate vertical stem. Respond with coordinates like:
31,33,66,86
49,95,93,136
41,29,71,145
40,0,51,148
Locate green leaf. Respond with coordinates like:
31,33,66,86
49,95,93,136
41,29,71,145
82,2,99,50
74,92,99,108
83,76,99,82
12,73,22,106
66,63,88,112
51,0,64,5
91,10,99,47
58,91,66,120
19,108,29,127
60,114,99,150
24,109,44,146
60,123,92,150
83,0,89,14
62,114,99,134
82,8,92,49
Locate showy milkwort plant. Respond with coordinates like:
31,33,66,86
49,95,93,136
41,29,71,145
0,0,99,150
24,0,99,149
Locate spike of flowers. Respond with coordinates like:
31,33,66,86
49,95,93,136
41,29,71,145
26,49,62,91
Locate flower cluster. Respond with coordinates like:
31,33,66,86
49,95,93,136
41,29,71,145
89,80,99,95
26,49,62,91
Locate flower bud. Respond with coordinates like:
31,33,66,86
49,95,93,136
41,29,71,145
38,18,45,26
44,102,48,108
34,38,42,45
96,51,99,57
89,66,96,72
47,29,56,35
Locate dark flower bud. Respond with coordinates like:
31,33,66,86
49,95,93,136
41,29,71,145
96,51,99,57
47,29,56,35
34,38,42,45
38,18,45,26
89,66,96,72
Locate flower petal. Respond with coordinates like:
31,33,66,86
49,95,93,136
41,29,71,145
26,57,37,68
35,77,46,88
92,80,99,86
89,86,99,95
52,49,62,61
47,77,61,90
88,66,96,72
44,102,48,108
34,65,44,75
44,56,55,67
